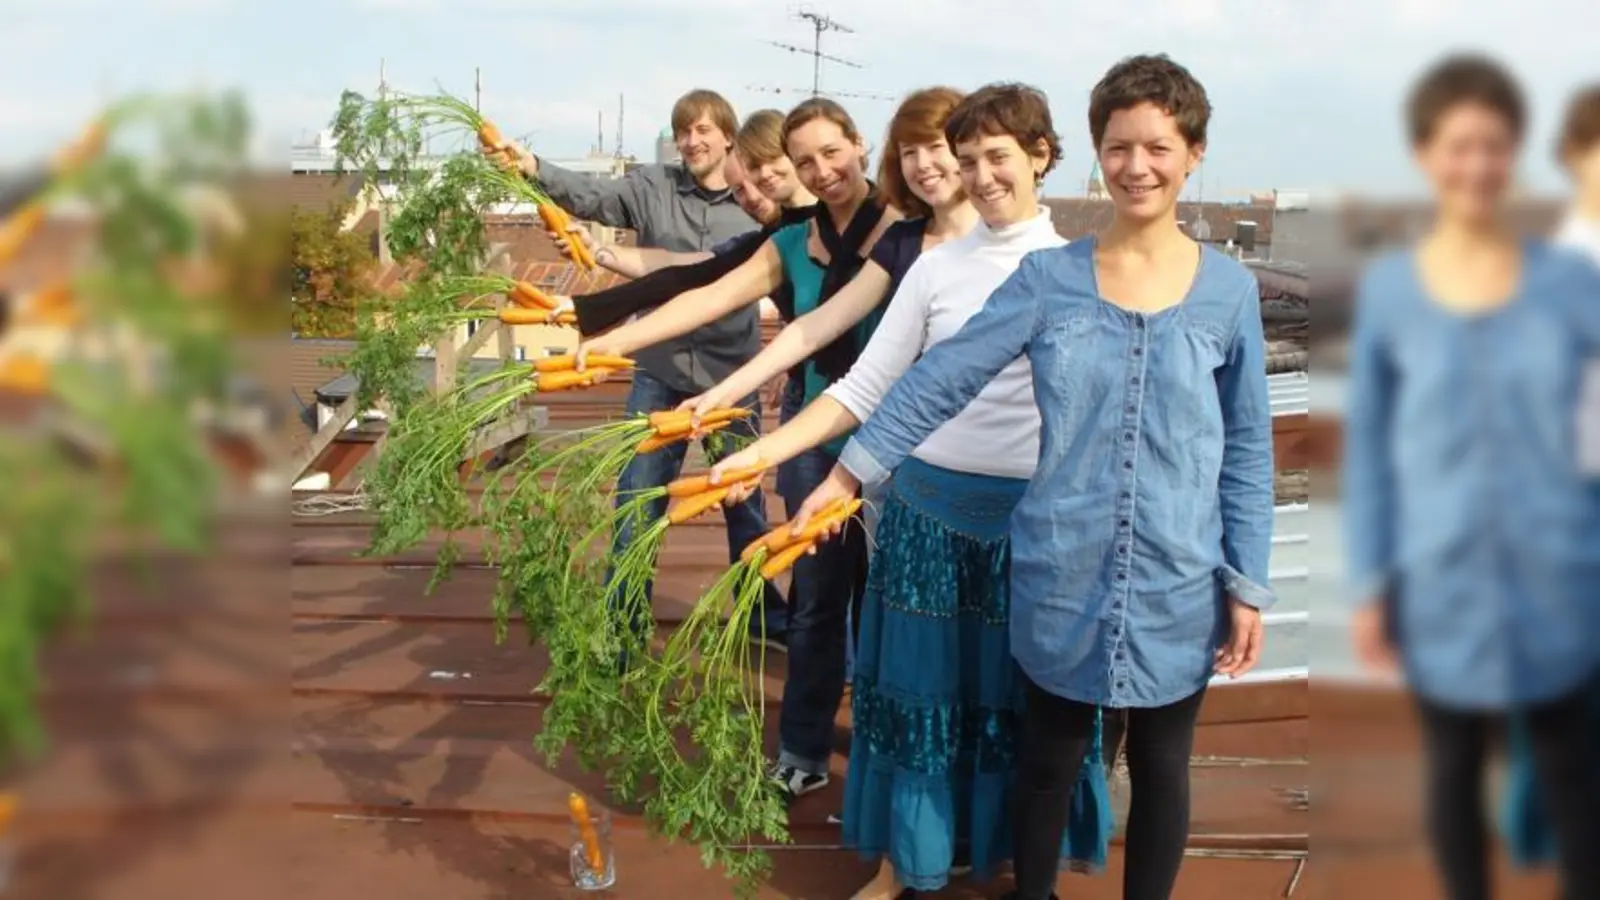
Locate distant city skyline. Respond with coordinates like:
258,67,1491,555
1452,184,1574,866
0,0,1594,200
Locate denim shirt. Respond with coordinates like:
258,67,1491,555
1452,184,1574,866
1341,242,1600,710
839,239,1277,708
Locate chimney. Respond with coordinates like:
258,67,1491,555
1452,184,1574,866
1235,220,1258,255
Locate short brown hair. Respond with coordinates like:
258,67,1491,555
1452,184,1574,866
944,83,1063,185
671,89,738,142
782,97,863,150
1556,84,1600,167
1088,54,1210,149
734,109,787,167
878,87,965,217
1404,54,1526,147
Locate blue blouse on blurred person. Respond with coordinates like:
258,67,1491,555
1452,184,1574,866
1341,239,1600,710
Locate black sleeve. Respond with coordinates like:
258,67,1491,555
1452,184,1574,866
867,219,919,278
572,230,767,336
0,166,51,218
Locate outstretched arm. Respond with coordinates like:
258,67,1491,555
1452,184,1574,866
685,262,894,418
569,230,765,336
837,252,1048,488
579,238,784,360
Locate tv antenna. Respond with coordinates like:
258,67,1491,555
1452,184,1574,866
789,10,858,97
746,85,895,103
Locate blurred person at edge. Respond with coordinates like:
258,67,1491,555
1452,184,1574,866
1340,54,1600,900
1494,78,1600,880
1554,84,1600,264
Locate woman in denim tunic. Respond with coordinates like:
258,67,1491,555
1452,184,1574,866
1342,56,1600,900
793,56,1278,900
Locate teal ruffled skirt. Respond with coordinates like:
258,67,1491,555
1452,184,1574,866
841,457,1114,891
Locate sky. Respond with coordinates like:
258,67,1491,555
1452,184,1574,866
0,0,1596,200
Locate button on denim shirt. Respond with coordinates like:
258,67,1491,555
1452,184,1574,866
839,239,1277,708
1341,242,1600,710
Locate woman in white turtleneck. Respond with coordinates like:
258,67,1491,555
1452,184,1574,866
711,84,1111,900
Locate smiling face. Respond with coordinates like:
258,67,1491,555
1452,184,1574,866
1414,101,1518,226
899,137,963,211
675,113,731,180
787,117,866,208
724,153,778,224
1097,101,1203,225
954,132,1043,227
749,153,801,204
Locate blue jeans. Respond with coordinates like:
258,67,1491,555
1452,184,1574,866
605,370,789,657
774,386,869,775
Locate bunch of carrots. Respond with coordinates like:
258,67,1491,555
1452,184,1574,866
473,118,596,272
743,496,864,579
380,91,597,274
0,116,109,268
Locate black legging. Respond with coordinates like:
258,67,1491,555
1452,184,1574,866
1415,680,1600,900
1012,670,1207,900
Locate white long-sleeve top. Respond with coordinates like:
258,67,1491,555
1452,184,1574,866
1555,211,1600,267
824,207,1065,479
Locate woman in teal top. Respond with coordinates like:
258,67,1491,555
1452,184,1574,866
769,220,893,456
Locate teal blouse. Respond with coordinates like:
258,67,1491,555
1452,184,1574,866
770,221,884,455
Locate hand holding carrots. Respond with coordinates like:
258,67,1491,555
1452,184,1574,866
789,465,862,539
547,222,594,259
481,134,537,180
574,336,632,379
665,463,769,525
707,445,767,506
741,495,864,578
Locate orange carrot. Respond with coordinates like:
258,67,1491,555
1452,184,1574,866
537,203,597,270
741,497,849,561
0,792,15,835
667,486,733,524
535,367,616,392
760,540,815,579
636,420,729,454
52,116,108,177
649,406,750,431
667,463,770,498
567,792,605,872
499,306,554,326
510,280,559,311
665,475,761,525
741,498,861,561
0,201,47,267
789,498,864,545
17,281,79,327
534,353,634,374
476,119,506,150
0,354,50,395
552,311,578,327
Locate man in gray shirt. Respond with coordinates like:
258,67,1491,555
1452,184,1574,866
492,89,789,648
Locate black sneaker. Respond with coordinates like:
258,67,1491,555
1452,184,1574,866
768,762,828,799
